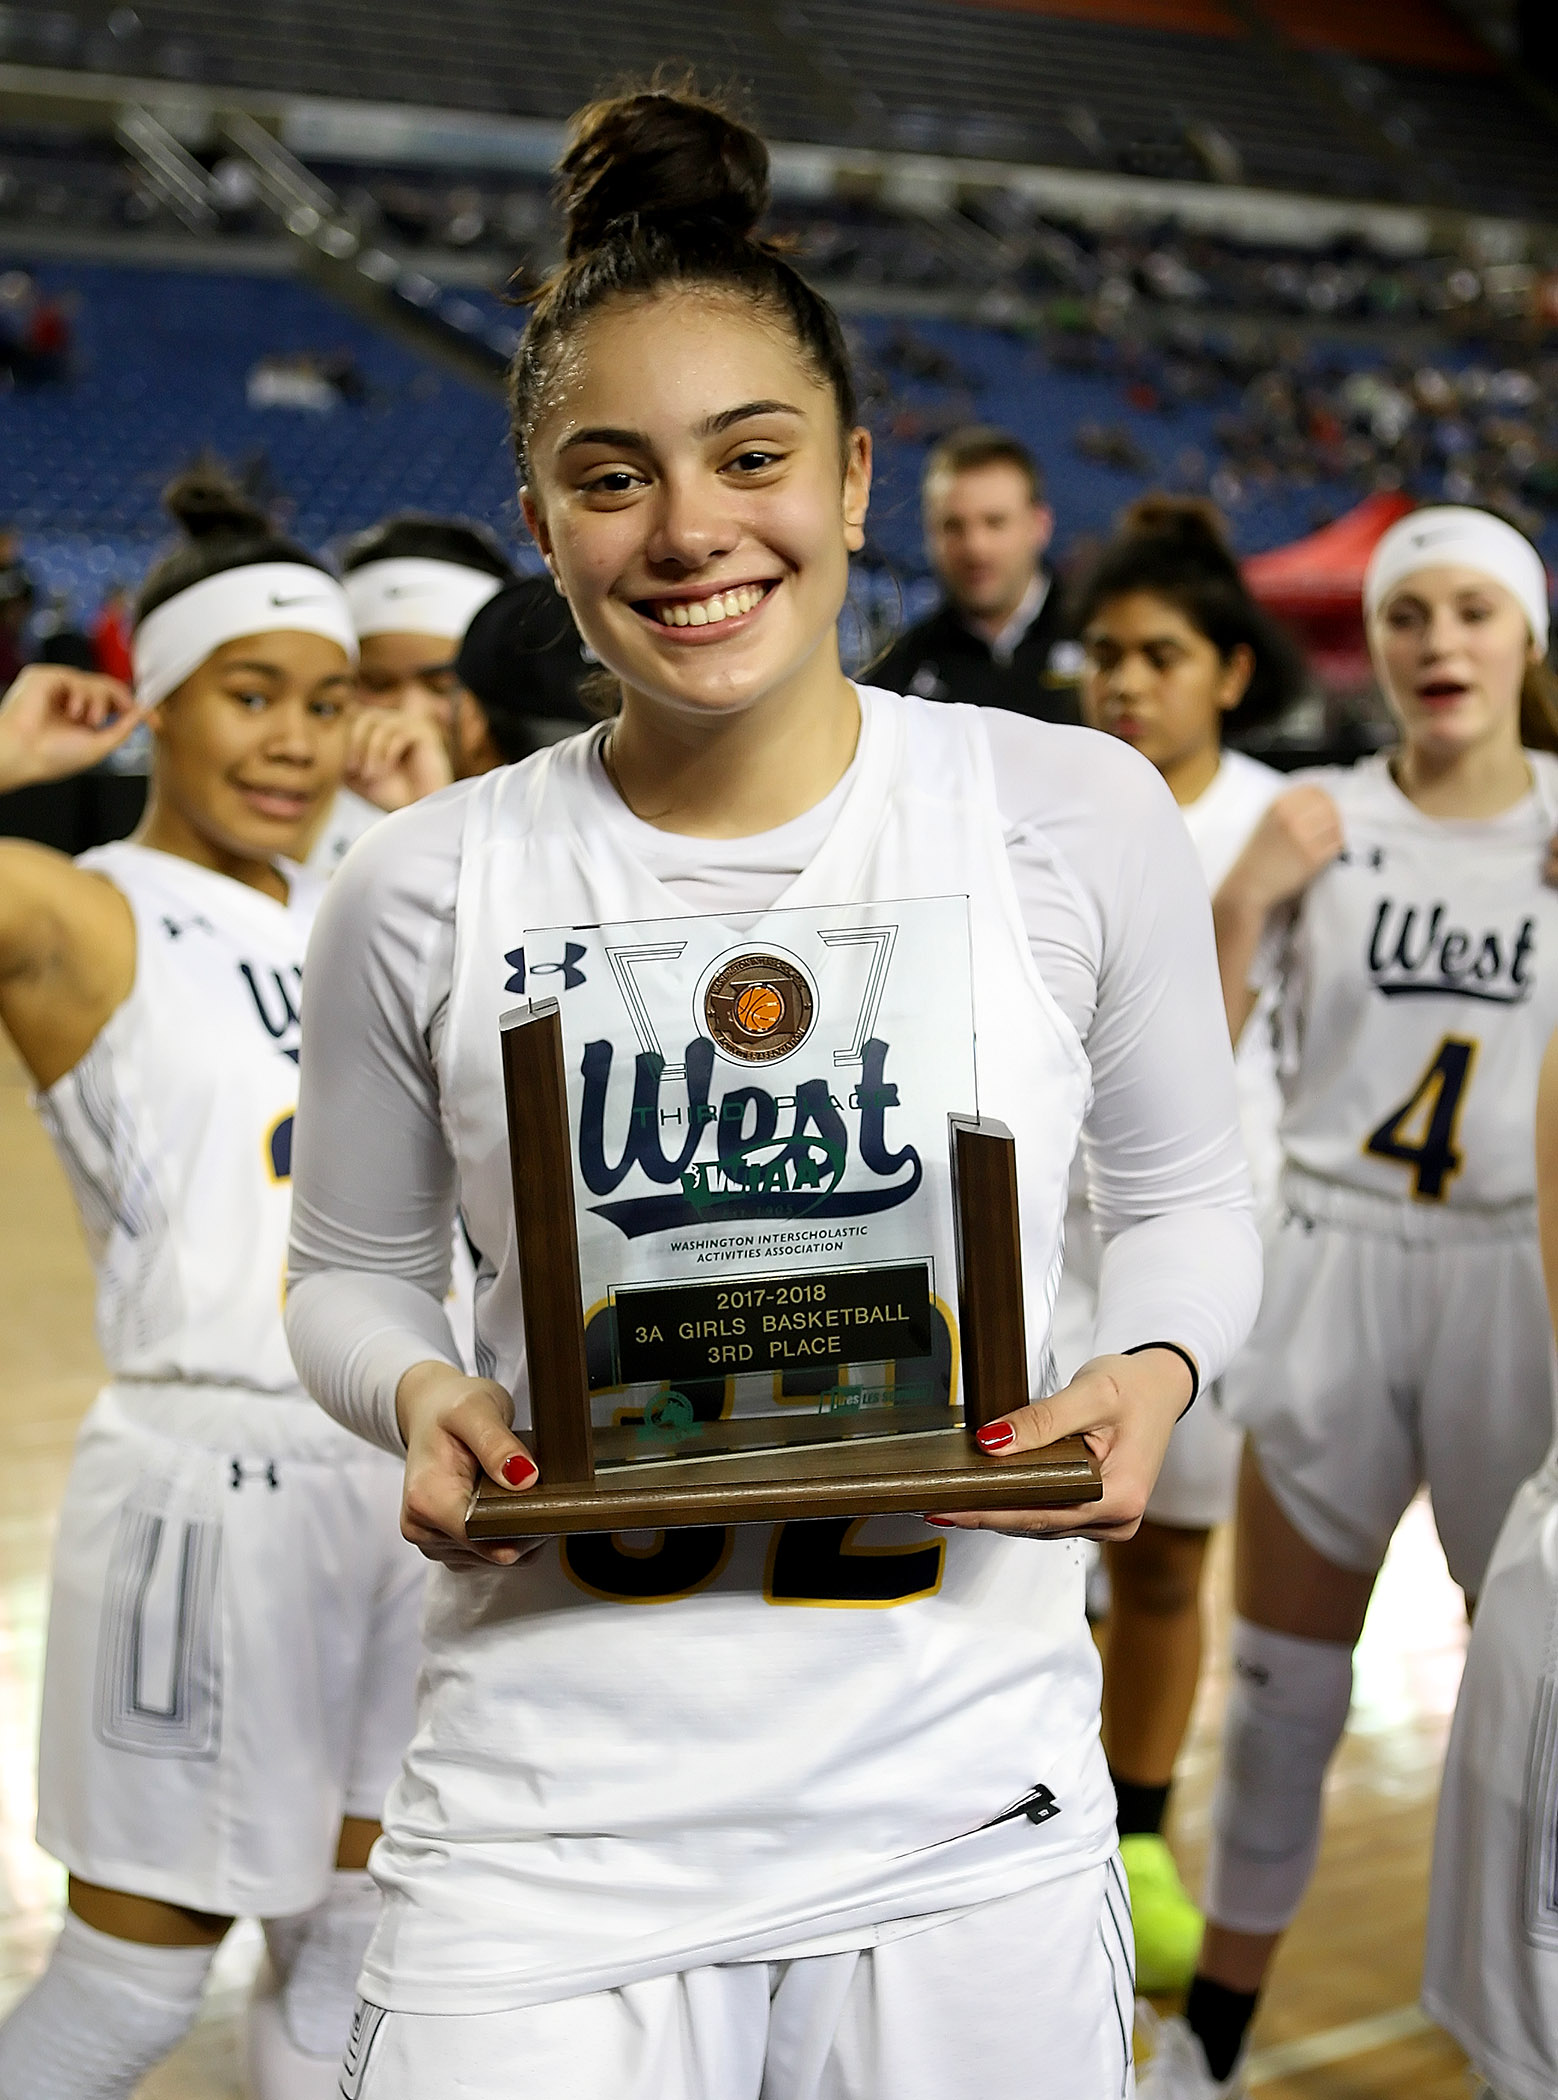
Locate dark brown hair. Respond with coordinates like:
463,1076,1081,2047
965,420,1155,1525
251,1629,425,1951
923,426,1044,504
136,459,327,624
340,512,515,582
509,84,858,483
1069,495,1307,732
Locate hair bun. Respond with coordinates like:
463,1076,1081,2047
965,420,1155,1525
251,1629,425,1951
162,460,272,543
555,87,769,260
1120,495,1234,563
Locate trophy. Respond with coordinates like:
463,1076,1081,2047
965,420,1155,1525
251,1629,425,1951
467,897,1100,1540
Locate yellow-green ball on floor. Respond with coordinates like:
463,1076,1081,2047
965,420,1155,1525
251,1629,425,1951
1122,1833,1204,1995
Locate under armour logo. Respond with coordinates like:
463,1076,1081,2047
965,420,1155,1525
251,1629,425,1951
230,1459,280,1490
982,1781,1061,1831
504,943,587,994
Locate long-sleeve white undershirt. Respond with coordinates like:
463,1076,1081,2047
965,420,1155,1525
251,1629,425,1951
286,709,1261,1453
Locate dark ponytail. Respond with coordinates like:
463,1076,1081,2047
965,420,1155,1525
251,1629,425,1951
136,458,328,624
1068,496,1307,731
510,83,858,481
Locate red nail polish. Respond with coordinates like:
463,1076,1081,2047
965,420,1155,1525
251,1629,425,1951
975,1421,1016,1452
501,1453,538,1488
924,1517,954,1527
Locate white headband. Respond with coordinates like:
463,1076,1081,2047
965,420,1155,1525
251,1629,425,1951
1364,505,1550,653
343,557,504,643
133,563,358,707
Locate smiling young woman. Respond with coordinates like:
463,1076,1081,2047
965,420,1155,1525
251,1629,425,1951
0,472,428,2100
299,513,516,874
1141,506,1558,2098
282,86,1262,2100
341,512,514,729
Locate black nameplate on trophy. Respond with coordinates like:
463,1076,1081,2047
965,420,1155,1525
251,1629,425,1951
613,1262,934,1385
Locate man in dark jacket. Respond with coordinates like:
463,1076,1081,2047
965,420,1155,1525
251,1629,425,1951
874,428,1081,721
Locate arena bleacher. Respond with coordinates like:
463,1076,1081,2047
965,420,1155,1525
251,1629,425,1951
3,0,1558,629
0,261,517,615
0,0,1549,212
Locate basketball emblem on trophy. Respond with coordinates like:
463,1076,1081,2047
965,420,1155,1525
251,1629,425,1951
703,951,815,1062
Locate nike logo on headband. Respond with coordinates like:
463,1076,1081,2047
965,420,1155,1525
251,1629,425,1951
270,591,333,607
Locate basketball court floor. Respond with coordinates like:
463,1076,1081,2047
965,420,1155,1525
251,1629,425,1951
0,1038,1472,2095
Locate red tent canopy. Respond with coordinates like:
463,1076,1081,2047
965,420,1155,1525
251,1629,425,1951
1242,491,1415,689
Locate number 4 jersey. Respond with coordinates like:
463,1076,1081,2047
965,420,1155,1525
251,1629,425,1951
1264,751,1558,1210
34,841,320,1393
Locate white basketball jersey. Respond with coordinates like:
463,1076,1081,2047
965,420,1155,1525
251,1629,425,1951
368,689,1113,2013
1425,1431,1558,2100
1270,752,1558,1210
305,787,383,876
1182,747,1284,894
1184,749,1285,1208
34,842,320,1394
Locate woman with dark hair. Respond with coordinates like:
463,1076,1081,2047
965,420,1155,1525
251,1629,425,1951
1061,498,1303,1993
1073,497,1304,791
0,471,426,2100
285,88,1262,2096
340,511,514,725
301,513,516,872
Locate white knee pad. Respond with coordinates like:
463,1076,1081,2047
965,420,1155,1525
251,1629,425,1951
0,1912,215,2100
1204,1618,1354,1935
259,1869,381,2066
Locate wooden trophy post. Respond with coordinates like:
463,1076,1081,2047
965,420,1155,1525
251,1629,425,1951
466,1001,1100,1539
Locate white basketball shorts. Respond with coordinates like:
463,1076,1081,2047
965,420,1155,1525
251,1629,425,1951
341,1859,1134,2100
1223,1171,1555,1595
1424,1452,1558,2100
1051,1234,1240,1532
36,1381,425,1919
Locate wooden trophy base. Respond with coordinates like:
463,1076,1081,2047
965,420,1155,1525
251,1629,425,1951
467,1426,1100,1539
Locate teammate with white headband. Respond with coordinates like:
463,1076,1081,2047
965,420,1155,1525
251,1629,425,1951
1142,507,1558,2097
304,514,515,874
0,468,426,2100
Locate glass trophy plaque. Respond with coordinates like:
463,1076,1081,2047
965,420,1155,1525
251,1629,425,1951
466,897,1100,1538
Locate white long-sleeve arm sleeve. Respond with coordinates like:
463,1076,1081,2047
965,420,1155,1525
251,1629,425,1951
284,1270,456,1454
286,790,472,1454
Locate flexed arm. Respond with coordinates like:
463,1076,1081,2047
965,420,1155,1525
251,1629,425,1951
0,667,144,1085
